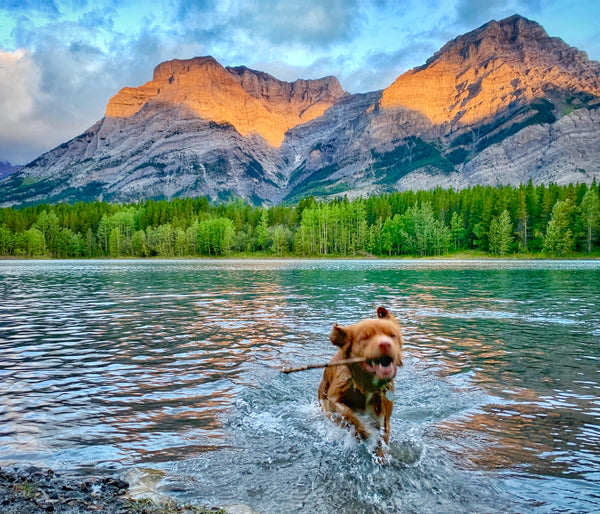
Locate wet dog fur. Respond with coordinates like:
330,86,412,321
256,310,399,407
318,307,403,454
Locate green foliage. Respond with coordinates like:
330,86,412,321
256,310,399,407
295,201,368,255
488,210,513,255
446,147,470,165
449,131,474,148
197,217,236,255
543,199,576,256
450,212,466,250
579,188,600,253
394,202,451,256
0,182,598,258
371,137,454,185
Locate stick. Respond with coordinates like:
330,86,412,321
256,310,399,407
281,357,367,374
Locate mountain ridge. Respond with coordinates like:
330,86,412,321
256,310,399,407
2,14,600,207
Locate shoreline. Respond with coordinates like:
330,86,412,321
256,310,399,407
0,253,599,261
0,466,225,514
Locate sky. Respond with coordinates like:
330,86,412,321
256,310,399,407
0,0,599,165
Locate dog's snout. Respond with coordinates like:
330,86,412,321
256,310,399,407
378,340,392,354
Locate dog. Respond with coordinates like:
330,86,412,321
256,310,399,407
318,306,403,454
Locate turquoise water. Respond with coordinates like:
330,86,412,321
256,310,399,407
0,259,599,512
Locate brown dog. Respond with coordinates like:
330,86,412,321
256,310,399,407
318,306,403,453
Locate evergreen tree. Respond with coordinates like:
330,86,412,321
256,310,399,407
488,210,513,255
579,188,600,253
96,215,110,255
24,227,46,257
33,210,60,256
543,199,575,256
108,226,123,257
450,212,466,250
256,210,271,251
0,182,598,260
0,225,13,256
516,189,530,252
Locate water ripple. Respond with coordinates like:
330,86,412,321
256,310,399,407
1,259,599,513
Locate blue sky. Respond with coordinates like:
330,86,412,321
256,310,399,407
0,0,599,164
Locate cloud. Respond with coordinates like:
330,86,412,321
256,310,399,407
0,49,52,163
454,0,509,27
0,0,59,15
248,35,438,94
342,41,440,91
0,17,167,163
0,49,37,123
234,0,362,47
174,0,216,20
580,30,600,64
453,0,544,30
174,0,363,51
0,0,430,163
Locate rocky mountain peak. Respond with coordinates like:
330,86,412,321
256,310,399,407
226,65,345,103
104,56,346,147
380,14,600,127
2,15,600,208
152,56,222,82
426,14,590,70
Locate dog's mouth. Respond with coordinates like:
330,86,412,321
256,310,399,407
363,355,396,380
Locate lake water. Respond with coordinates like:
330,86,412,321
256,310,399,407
0,259,599,513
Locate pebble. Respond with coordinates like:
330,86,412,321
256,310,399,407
0,466,226,513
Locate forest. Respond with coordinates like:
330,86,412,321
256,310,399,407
0,181,598,259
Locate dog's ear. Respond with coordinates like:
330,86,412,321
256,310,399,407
330,323,348,347
377,306,392,319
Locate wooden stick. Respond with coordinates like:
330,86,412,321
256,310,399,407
281,357,367,374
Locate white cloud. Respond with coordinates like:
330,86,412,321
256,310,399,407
0,49,53,163
0,49,38,123
235,0,362,47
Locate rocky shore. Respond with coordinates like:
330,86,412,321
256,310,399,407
0,466,224,513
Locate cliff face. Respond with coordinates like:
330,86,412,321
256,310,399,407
380,15,600,127
2,14,600,207
105,57,347,147
291,14,600,199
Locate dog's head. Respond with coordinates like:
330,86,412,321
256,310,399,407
330,306,403,386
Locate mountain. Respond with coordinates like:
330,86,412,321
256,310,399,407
0,161,19,181
1,14,600,207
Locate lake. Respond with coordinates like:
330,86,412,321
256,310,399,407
0,259,599,513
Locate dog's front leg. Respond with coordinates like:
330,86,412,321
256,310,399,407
372,415,392,459
320,398,372,440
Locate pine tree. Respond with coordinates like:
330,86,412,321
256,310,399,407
450,212,466,250
488,210,513,255
543,199,575,256
0,225,13,256
516,190,529,252
33,210,60,256
256,210,271,251
579,188,600,253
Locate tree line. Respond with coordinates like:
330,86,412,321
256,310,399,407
0,181,598,258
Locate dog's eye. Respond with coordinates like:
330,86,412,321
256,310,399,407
389,333,397,338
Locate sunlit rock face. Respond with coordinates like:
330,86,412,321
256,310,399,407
380,15,600,128
105,56,347,147
2,15,600,207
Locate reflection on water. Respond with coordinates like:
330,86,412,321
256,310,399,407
0,259,599,512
